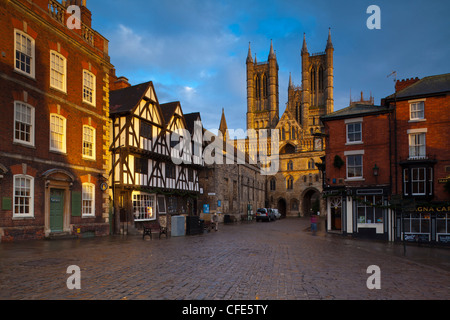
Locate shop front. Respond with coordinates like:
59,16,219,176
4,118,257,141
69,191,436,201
396,203,450,245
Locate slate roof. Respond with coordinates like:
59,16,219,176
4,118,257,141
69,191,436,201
321,104,390,121
110,81,153,115
385,73,450,100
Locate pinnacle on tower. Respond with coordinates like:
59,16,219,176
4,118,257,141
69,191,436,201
301,33,308,55
269,39,276,60
289,72,293,88
326,28,333,50
246,42,253,64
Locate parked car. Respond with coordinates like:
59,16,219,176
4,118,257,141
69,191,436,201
256,208,275,222
271,209,281,220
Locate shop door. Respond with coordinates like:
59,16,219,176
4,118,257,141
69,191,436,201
50,189,65,232
330,197,342,231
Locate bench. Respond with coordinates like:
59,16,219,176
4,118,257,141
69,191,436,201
143,222,168,239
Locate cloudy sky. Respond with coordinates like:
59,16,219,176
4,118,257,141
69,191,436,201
88,0,450,131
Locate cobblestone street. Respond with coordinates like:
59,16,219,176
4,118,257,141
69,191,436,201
0,218,449,301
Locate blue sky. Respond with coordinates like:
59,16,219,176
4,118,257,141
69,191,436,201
87,0,450,131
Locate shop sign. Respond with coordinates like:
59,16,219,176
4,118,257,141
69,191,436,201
438,178,449,184
416,206,450,213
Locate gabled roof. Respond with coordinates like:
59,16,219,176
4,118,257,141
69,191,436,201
321,104,390,121
184,112,202,135
385,73,450,100
110,81,153,115
160,101,180,124
160,101,188,132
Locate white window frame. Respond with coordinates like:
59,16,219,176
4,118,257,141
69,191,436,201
13,174,34,218
14,29,35,78
409,99,425,121
13,101,35,147
345,118,363,144
411,167,426,196
82,70,96,106
49,50,67,93
132,191,156,221
50,114,67,154
408,129,427,160
82,183,95,217
82,125,96,160
345,150,364,180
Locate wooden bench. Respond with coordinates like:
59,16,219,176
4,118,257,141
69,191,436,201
143,222,168,239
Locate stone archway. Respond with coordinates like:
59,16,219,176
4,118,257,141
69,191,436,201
301,188,321,216
277,198,287,218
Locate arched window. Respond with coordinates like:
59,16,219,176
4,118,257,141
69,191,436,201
286,176,294,190
311,67,316,93
287,161,294,171
263,74,268,99
308,158,315,170
319,66,324,92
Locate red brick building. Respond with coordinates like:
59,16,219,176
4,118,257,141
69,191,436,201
321,100,393,240
383,73,450,244
0,0,113,241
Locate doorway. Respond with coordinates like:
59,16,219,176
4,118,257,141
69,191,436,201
277,198,287,218
50,189,65,233
329,196,342,231
302,188,321,216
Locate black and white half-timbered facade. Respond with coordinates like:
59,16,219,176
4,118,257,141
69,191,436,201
109,82,202,234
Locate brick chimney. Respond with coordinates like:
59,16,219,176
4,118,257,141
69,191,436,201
112,76,131,91
395,77,420,92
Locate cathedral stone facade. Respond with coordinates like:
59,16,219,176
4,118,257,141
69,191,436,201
235,31,335,217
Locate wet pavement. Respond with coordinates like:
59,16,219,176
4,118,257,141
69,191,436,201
0,217,449,300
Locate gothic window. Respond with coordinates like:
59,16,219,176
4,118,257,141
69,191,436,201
311,67,316,93
287,161,294,171
319,66,324,92
308,158,315,170
286,176,294,190
255,74,261,100
263,74,268,99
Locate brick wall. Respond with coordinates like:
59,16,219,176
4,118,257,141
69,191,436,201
0,0,113,241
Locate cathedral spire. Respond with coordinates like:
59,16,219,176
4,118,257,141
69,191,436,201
269,39,276,60
289,72,293,88
219,108,229,141
246,42,253,64
326,28,333,50
301,33,308,55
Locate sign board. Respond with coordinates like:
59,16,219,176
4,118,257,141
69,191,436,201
203,204,210,214
217,200,221,207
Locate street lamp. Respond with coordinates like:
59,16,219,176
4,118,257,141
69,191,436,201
373,164,379,177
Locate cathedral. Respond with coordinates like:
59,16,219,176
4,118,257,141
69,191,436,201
226,30,335,217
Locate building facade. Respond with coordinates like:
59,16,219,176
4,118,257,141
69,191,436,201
109,81,202,235
0,0,113,241
321,101,393,240
383,74,450,244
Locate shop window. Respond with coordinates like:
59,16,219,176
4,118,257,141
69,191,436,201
356,195,383,224
132,191,156,221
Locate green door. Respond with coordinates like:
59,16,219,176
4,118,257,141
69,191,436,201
50,189,64,232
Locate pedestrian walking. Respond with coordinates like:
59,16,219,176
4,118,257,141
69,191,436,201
310,213,318,236
212,212,219,231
